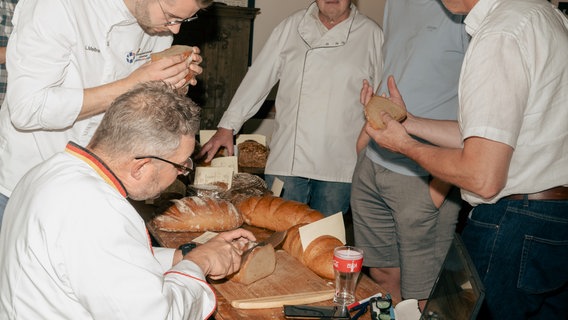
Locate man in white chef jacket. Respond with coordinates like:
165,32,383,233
0,81,255,319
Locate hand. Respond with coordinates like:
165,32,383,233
197,128,234,163
185,228,256,280
364,109,415,155
126,46,203,89
360,79,374,106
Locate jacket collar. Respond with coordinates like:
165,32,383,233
65,142,128,198
298,2,358,48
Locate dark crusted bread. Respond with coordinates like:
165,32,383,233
238,140,268,168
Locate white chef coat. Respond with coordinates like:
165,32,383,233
0,0,172,197
0,142,216,319
218,2,384,183
459,0,568,205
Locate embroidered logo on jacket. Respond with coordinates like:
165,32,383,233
126,49,152,64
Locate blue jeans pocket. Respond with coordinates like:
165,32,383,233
518,235,568,294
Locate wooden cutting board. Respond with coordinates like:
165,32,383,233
212,250,335,309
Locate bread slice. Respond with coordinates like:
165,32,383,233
231,244,276,285
151,45,193,62
364,95,407,129
151,45,194,83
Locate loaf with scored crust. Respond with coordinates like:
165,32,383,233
236,195,324,231
152,196,243,232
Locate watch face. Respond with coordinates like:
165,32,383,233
179,242,197,256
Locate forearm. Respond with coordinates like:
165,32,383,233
404,116,462,148
79,78,133,120
401,137,511,199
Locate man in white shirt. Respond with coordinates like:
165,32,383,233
0,0,213,227
362,0,568,318
0,81,255,319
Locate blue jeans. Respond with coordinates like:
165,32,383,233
0,192,8,232
264,175,351,217
461,198,568,319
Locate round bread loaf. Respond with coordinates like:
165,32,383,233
152,196,243,232
303,235,343,280
236,195,324,231
237,140,268,168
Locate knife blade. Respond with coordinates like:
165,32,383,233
241,229,287,259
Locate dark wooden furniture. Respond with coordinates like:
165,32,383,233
173,3,260,130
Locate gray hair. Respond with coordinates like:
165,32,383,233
89,81,200,158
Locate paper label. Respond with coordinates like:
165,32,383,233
271,177,284,197
211,156,239,174
192,231,219,244
299,212,346,250
193,166,233,189
199,130,217,145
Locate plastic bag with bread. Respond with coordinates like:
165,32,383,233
364,95,407,129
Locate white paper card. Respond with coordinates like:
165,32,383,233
199,130,217,145
271,178,284,197
193,166,234,189
192,231,219,244
299,212,346,250
236,134,266,146
211,156,239,174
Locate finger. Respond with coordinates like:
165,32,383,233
387,75,401,100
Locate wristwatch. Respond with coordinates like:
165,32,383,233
178,242,197,257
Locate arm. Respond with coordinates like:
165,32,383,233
365,115,513,199
0,46,6,64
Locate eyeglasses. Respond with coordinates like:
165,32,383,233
157,0,198,27
135,155,194,176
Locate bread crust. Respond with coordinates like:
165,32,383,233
236,195,324,231
152,196,243,232
364,95,407,129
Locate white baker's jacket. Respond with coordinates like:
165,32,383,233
0,0,172,197
219,2,383,183
0,144,216,319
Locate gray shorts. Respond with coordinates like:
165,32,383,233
350,154,461,299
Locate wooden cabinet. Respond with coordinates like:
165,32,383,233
173,3,259,130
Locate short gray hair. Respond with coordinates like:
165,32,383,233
89,81,200,158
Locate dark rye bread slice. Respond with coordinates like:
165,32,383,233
364,95,407,129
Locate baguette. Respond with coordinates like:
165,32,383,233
364,95,407,129
236,195,324,231
152,196,243,232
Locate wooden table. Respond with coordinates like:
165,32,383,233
134,200,393,320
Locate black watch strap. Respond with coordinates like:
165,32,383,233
178,242,197,256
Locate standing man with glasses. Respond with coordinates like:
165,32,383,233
0,0,213,229
0,81,256,319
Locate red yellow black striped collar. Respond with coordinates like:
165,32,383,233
65,142,127,198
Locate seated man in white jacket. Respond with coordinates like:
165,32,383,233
0,81,255,320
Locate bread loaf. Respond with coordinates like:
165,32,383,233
152,196,243,232
151,45,193,83
282,224,306,263
236,196,324,231
303,235,343,279
364,95,407,129
230,244,276,285
238,140,268,168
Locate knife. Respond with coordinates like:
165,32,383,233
241,229,287,260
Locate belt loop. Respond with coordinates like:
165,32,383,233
523,194,529,207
